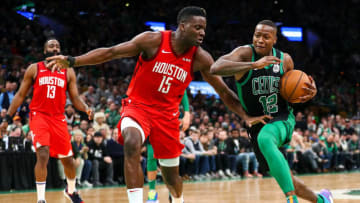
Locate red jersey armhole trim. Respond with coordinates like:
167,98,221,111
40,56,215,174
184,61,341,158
33,62,41,87
64,68,68,88
139,31,164,62
190,47,198,79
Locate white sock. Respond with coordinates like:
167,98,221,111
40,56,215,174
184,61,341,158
171,194,184,203
127,188,143,203
66,178,76,194
36,181,46,201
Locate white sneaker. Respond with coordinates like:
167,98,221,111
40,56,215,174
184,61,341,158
81,180,93,188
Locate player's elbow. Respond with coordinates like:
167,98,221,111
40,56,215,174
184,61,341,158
209,63,220,75
210,60,227,75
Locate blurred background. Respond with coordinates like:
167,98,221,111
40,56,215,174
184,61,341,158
0,0,359,191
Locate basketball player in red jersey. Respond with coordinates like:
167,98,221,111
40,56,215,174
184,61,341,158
47,7,271,203
6,39,92,203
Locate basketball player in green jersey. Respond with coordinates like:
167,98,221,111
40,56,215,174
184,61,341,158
146,90,191,203
210,20,333,203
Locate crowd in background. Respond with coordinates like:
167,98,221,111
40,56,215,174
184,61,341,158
0,0,360,188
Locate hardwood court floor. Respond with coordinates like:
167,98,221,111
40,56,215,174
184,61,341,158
1,172,359,202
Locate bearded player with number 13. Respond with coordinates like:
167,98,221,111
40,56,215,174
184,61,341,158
6,39,93,203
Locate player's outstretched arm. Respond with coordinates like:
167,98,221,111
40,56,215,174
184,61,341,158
46,31,158,70
210,46,253,76
196,48,249,120
197,48,272,126
7,64,36,116
210,46,281,76
67,68,93,119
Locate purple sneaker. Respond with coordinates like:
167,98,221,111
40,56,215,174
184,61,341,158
319,189,333,203
64,188,84,203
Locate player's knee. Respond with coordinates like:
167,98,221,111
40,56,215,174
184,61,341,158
257,127,274,152
36,147,49,164
123,130,142,157
163,173,180,190
61,157,75,168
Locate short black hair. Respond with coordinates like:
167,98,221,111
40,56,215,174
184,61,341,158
177,6,206,24
257,20,277,32
43,38,59,50
231,128,239,132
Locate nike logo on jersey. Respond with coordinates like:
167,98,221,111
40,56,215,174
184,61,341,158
182,58,191,63
40,69,47,72
161,50,171,54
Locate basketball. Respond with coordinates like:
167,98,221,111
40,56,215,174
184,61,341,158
280,70,311,103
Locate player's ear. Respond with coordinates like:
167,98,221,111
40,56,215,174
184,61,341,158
179,22,186,32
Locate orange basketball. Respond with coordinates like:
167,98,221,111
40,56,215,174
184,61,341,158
280,70,311,103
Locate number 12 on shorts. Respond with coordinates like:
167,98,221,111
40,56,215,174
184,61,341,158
47,85,56,98
158,76,173,94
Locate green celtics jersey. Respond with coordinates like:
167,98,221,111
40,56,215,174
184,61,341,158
236,44,291,117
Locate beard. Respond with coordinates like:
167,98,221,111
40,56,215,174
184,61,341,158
44,51,60,60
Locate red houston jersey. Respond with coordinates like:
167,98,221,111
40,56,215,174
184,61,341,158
127,31,198,113
29,61,67,115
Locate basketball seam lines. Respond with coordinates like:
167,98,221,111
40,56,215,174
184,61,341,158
288,72,303,102
283,72,290,101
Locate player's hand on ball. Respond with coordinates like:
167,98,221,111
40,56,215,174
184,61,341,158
46,55,70,72
244,115,273,127
252,56,281,69
298,76,317,103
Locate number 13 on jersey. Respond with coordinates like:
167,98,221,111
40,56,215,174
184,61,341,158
47,85,56,99
158,76,173,94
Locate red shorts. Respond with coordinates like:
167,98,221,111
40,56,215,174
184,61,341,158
29,111,73,158
117,98,183,159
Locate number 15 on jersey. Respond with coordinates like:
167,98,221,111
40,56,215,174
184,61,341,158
158,76,173,94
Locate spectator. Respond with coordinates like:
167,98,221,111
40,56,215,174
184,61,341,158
105,103,121,128
324,134,338,171
348,133,360,169
342,118,355,137
0,108,7,123
93,112,111,139
180,131,196,179
238,128,261,177
82,85,98,106
7,126,24,152
72,129,92,188
0,78,17,111
199,130,217,176
225,129,241,177
215,129,231,178
106,128,125,184
295,112,307,132
24,130,34,152
183,127,211,180
79,120,89,135
311,137,329,172
87,131,116,186
0,130,6,152
65,104,75,126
